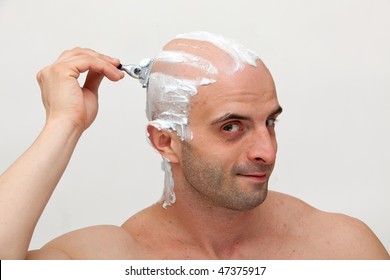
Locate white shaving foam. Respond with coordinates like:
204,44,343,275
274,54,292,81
147,71,215,207
161,157,176,208
176,31,259,73
155,50,218,75
147,72,214,141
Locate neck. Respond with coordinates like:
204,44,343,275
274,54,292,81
155,184,267,259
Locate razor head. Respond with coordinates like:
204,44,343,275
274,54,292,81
118,58,154,88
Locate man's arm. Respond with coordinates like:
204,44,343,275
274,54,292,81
0,48,124,259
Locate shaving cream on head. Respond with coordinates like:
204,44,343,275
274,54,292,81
176,31,260,74
155,50,218,75
146,46,218,207
145,31,259,208
146,73,215,141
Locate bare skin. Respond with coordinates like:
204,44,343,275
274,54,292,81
29,191,388,259
0,40,389,260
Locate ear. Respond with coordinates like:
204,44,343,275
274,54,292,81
147,124,180,163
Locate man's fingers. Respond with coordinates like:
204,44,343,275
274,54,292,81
54,47,124,82
61,54,124,81
56,47,119,66
83,71,104,94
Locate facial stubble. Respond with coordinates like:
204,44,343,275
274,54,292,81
181,141,270,211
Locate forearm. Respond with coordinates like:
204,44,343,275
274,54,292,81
0,119,82,259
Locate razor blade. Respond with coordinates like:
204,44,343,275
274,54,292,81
118,58,154,88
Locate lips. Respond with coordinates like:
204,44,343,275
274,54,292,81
237,173,268,183
233,163,273,184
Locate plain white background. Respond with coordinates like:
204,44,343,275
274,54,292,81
0,0,389,253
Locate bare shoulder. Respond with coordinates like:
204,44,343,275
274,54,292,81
27,225,140,259
314,211,389,259
266,191,389,259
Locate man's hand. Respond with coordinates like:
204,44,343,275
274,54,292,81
36,47,124,132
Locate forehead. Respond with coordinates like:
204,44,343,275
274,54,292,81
189,63,279,123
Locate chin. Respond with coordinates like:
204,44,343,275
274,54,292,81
224,188,268,211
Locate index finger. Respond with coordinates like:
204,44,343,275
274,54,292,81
56,47,120,67
63,54,124,81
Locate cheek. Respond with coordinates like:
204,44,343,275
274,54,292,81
189,125,246,172
182,144,227,188
191,129,241,162
188,129,213,152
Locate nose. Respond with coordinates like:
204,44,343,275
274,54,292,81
247,127,277,164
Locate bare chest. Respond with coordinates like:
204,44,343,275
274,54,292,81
128,233,324,260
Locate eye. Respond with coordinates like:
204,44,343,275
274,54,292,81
266,118,278,127
222,123,242,132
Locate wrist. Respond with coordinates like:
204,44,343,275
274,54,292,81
43,118,84,141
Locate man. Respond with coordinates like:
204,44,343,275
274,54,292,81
0,32,388,259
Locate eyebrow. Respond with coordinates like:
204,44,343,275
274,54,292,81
272,105,283,116
210,105,283,125
211,113,251,125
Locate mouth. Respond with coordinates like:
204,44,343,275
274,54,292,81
237,173,268,183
